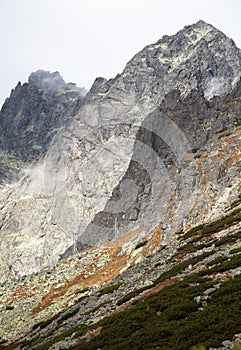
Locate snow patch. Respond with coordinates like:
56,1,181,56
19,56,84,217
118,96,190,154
204,77,224,100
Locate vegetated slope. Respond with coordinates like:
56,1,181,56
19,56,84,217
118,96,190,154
1,21,241,282
1,195,241,349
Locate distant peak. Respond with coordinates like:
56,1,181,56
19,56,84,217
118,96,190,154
28,70,66,90
156,20,220,47
181,20,221,38
188,19,213,28
125,20,241,102
87,77,107,96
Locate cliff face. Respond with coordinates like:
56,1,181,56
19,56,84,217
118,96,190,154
0,71,86,183
0,70,87,162
1,20,241,349
0,21,241,283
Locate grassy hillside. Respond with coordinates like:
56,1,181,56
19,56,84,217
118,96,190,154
2,204,241,349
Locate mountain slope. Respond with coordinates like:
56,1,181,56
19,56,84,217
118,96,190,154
1,20,241,349
1,188,241,349
1,21,241,282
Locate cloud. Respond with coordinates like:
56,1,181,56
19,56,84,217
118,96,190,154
204,77,224,99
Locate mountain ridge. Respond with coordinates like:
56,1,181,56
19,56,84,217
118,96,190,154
1,20,241,280
1,21,241,349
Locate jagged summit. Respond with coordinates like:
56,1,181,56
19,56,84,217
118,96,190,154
122,20,241,101
0,70,87,174
182,19,217,32
28,70,88,96
159,19,216,43
28,70,67,90
86,77,107,97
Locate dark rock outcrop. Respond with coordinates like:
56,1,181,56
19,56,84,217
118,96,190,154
0,70,86,162
0,71,86,183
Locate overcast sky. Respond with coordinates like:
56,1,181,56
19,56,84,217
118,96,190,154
0,0,241,108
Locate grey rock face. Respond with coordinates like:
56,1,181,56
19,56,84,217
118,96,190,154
122,20,241,101
86,77,107,97
0,71,86,183
1,21,241,281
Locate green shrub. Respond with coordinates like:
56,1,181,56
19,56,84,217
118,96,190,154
182,224,205,240
153,251,212,286
99,283,122,296
5,305,14,310
182,209,241,244
32,313,59,330
229,196,241,210
117,285,151,306
75,287,89,294
76,295,88,303
230,246,241,254
84,300,111,316
213,230,241,248
57,307,80,325
206,256,228,267
177,242,196,254
199,253,241,276
135,240,148,249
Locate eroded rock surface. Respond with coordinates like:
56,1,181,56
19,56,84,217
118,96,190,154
0,21,241,282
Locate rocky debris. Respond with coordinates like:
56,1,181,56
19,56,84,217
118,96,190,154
209,334,241,349
1,204,241,349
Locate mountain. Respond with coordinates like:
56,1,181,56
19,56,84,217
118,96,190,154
1,20,241,349
0,70,87,183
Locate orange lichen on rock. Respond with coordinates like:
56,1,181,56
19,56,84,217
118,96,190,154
142,224,163,256
141,277,180,299
226,96,241,111
6,282,37,304
90,326,102,338
31,227,153,316
31,246,130,315
106,227,144,248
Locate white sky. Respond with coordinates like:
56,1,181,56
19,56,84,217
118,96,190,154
0,0,241,108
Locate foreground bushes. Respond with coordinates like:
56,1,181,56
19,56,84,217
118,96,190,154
69,274,241,350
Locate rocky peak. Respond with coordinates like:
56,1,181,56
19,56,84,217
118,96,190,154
122,20,241,101
0,70,86,167
28,70,67,90
27,70,87,97
87,77,107,97
0,22,241,283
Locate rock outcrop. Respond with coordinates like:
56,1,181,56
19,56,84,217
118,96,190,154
0,70,86,183
0,20,241,283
